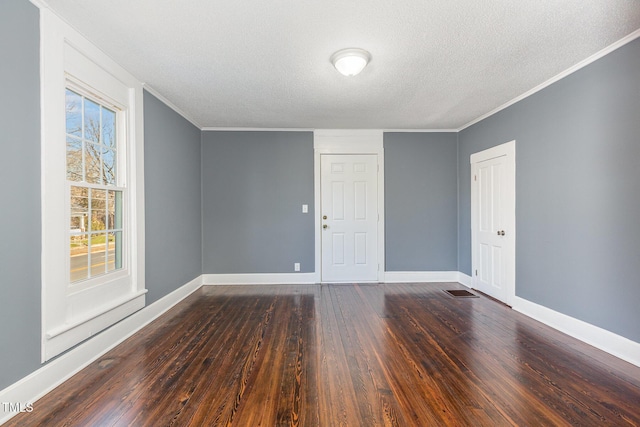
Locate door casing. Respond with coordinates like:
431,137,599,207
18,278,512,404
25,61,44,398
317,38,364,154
314,130,385,283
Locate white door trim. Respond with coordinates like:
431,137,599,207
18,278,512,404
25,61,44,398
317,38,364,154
314,130,385,283
470,140,516,305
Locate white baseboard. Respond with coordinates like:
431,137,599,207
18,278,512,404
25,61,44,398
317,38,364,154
202,273,317,285
512,296,640,368
457,272,472,288
0,275,203,425
383,271,460,283
203,271,470,286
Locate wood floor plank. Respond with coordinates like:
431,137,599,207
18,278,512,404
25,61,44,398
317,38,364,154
6,283,640,426
330,285,408,426
316,284,363,426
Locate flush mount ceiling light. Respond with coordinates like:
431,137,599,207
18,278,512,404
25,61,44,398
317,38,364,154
330,48,371,77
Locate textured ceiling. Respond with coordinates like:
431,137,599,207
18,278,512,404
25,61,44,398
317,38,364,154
43,0,640,129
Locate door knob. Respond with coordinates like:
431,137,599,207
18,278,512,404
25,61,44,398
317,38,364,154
323,224,328,229
497,230,505,236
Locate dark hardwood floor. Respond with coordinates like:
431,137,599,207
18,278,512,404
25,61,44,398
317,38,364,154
7,283,640,426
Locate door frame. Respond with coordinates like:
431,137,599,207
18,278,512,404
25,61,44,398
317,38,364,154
470,140,516,305
314,130,385,283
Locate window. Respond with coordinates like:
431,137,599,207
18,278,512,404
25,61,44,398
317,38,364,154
66,88,124,285
41,9,146,361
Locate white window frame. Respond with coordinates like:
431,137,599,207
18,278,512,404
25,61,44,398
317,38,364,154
40,9,146,362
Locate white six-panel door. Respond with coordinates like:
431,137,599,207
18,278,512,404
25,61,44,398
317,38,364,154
321,154,378,282
471,141,515,305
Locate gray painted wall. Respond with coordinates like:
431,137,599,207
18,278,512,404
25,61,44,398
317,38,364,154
2,0,638,394
0,0,42,390
144,91,202,303
201,131,314,274
385,133,458,271
0,4,205,389
458,39,640,342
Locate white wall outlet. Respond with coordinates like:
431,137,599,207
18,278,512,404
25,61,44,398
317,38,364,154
294,263,300,272
302,204,308,213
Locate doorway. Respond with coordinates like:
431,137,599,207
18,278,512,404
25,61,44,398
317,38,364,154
471,140,516,305
320,154,379,282
313,130,384,283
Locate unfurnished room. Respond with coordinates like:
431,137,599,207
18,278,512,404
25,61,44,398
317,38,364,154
1,0,640,425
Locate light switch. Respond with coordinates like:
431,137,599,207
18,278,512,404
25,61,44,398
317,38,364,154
302,204,308,213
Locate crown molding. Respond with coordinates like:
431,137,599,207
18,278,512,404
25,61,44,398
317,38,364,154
383,129,458,133
201,127,314,132
202,127,457,133
29,0,49,9
142,84,202,129
458,29,640,132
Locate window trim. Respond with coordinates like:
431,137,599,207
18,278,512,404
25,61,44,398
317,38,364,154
40,9,146,362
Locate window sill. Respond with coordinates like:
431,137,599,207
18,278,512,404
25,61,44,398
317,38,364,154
43,290,147,361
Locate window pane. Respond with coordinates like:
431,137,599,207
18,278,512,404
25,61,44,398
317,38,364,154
106,231,122,272
70,215,83,231
65,89,82,137
66,137,83,182
114,191,123,229
107,232,114,272
112,230,123,270
102,107,116,147
85,142,102,184
107,190,122,230
107,190,115,230
70,186,89,233
70,235,88,282
90,189,107,231
103,148,116,185
84,98,100,143
89,233,107,277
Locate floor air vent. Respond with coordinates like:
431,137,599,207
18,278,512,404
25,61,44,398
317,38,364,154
444,289,478,298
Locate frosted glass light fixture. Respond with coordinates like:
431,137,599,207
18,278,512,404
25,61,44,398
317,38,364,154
331,48,371,76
